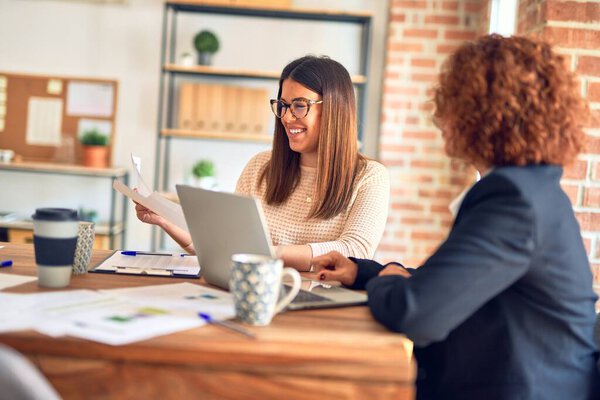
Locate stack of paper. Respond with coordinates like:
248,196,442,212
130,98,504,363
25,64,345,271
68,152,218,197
0,283,235,346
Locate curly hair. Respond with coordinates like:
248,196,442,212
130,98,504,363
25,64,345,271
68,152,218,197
434,34,588,167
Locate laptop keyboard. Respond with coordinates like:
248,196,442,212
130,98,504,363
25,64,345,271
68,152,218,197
281,285,333,304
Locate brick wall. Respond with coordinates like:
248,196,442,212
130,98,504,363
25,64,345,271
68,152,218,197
516,0,600,284
377,0,488,266
378,0,599,274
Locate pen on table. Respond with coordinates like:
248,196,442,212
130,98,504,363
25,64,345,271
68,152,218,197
121,251,172,256
198,312,256,339
0,260,13,268
120,251,194,257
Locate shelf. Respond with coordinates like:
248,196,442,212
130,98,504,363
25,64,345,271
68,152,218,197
0,161,128,178
167,1,372,23
163,64,367,84
161,128,272,143
0,220,125,236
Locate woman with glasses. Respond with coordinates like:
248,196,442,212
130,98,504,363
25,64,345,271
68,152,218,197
136,55,390,271
311,35,600,398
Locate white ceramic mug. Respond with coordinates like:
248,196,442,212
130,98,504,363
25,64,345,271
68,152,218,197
230,254,301,326
73,221,95,275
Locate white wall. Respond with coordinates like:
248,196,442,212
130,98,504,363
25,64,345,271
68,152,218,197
0,0,388,250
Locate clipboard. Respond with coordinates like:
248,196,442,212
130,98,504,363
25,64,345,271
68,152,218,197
90,251,201,279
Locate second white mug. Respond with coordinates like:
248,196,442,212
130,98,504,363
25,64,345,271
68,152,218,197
230,254,301,326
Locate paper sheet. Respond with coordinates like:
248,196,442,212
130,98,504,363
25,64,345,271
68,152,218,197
114,154,187,231
0,283,234,346
26,97,63,145
66,81,114,117
0,273,37,290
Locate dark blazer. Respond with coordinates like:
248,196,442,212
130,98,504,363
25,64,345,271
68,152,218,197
351,166,600,400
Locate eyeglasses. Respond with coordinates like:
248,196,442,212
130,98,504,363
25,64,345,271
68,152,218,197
270,98,323,119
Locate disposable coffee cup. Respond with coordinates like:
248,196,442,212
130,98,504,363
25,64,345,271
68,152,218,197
32,208,79,288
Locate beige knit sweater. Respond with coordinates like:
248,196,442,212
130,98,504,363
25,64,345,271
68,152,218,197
235,151,390,259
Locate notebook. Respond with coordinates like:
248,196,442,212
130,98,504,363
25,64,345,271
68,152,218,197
176,185,367,310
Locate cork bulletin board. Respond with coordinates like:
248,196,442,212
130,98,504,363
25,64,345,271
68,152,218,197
0,72,118,165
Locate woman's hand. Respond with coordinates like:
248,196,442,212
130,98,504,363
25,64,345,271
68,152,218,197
134,201,166,227
310,251,358,287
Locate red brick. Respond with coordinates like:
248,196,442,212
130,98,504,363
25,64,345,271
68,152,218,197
401,216,435,225
381,158,406,167
403,130,438,140
577,56,600,76
404,28,439,39
563,159,588,179
561,183,580,205
543,27,600,50
411,231,448,241
583,187,600,207
445,30,477,41
388,42,424,53
575,211,600,230
393,0,427,8
391,13,406,22
594,161,600,181
443,1,459,10
405,116,419,125
391,202,426,212
546,1,600,23
437,44,460,54
411,160,445,169
412,73,438,82
464,1,483,13
585,135,600,154
588,82,600,102
424,15,460,25
387,100,413,110
411,58,437,68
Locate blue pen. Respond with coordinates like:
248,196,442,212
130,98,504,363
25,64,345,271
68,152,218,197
198,312,256,339
121,251,171,256
0,260,13,268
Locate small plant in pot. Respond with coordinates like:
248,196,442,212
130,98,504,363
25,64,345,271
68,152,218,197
192,159,217,189
80,129,109,168
193,30,219,65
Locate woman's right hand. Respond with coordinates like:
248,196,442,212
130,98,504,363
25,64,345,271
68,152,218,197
134,201,166,227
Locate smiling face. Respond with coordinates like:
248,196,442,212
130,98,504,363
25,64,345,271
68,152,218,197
279,78,322,166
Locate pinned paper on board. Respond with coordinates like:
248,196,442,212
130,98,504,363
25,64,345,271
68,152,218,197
26,97,63,146
67,81,114,117
77,119,112,141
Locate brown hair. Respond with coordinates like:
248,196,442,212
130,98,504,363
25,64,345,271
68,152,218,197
434,34,588,167
260,55,366,219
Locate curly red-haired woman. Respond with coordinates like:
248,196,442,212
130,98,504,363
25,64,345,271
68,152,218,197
313,34,599,399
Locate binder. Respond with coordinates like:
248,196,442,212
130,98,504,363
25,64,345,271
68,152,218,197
178,83,195,130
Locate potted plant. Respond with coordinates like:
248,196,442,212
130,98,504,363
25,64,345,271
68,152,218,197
193,30,220,65
192,159,217,189
80,129,109,168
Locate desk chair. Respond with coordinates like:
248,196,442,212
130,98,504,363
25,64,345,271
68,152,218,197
0,345,60,400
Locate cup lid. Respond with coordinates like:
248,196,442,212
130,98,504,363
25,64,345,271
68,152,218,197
32,208,78,221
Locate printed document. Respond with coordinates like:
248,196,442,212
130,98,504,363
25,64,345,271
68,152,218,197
113,154,187,231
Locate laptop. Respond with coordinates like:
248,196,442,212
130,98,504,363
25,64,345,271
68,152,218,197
176,185,367,310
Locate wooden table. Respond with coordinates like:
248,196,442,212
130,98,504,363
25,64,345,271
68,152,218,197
0,242,415,399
